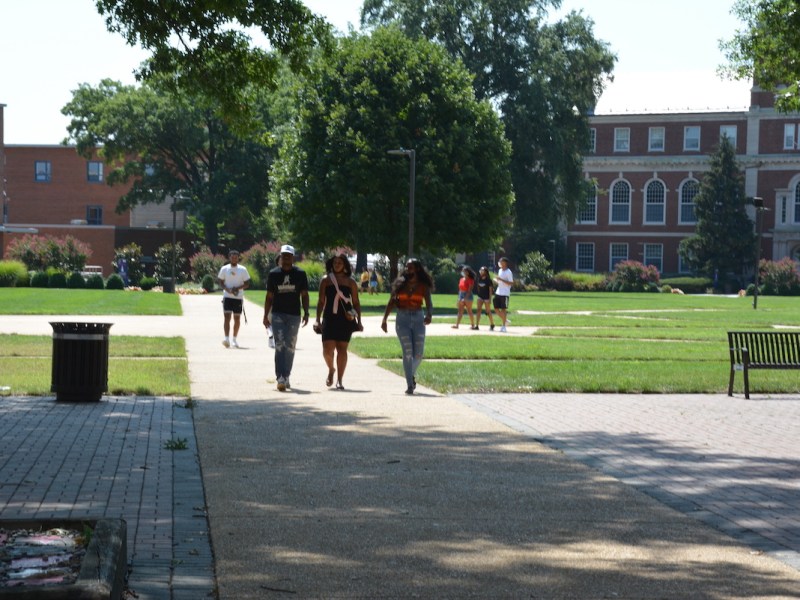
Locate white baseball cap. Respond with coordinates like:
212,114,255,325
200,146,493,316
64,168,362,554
280,244,295,255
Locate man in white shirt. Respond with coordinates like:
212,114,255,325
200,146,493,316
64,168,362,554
217,250,251,348
493,257,513,332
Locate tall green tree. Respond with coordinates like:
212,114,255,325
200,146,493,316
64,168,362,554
361,0,615,238
721,0,800,113
270,27,513,276
62,77,275,251
679,137,756,282
95,0,332,131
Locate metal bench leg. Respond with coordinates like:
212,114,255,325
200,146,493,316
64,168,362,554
728,366,735,397
743,365,750,400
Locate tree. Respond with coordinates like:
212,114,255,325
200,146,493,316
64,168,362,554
361,0,615,235
679,137,756,283
270,27,514,278
721,0,800,113
62,77,276,251
95,0,332,131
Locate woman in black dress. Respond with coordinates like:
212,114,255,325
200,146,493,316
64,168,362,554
313,254,363,389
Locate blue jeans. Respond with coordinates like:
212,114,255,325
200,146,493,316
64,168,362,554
395,309,426,389
272,312,301,380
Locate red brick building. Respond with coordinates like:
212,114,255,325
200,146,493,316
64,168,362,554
568,85,800,276
0,104,190,276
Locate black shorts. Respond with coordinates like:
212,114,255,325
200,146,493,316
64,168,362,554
493,295,509,310
223,297,244,314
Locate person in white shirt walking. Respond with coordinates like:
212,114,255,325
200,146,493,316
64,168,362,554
218,250,251,348
493,257,513,332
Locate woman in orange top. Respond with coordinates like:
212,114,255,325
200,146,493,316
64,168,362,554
381,258,434,395
452,265,476,330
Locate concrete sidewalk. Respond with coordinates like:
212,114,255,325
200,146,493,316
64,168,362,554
2,294,800,599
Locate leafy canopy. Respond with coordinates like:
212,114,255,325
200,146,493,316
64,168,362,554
270,26,513,263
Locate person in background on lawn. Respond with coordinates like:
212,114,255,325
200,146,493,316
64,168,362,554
314,254,363,390
494,256,513,332
360,267,370,294
263,245,309,391
218,250,251,348
369,267,379,294
452,265,477,330
381,258,434,395
475,266,496,331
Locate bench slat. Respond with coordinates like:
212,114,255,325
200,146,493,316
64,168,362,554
728,331,800,399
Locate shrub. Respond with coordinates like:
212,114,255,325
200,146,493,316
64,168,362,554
140,276,157,291
154,242,187,284
7,234,90,272
0,260,29,287
759,258,800,296
201,274,216,293
67,271,86,289
434,271,460,295
189,247,225,283
659,277,713,294
242,242,281,285
86,274,105,289
48,272,68,288
30,271,49,287
106,273,125,290
607,260,660,292
518,251,553,288
112,243,144,286
243,265,261,291
297,260,326,291
551,271,607,292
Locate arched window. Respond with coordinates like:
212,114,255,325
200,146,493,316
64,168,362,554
610,180,630,224
644,180,665,224
680,180,699,224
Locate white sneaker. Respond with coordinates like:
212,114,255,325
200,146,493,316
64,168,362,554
268,335,275,349
500,325,507,333
277,376,286,392
222,338,230,348
231,338,239,348
284,377,291,389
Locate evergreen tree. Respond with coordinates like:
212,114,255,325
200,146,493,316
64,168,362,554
679,137,756,283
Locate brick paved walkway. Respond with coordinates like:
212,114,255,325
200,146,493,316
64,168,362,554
455,392,800,570
0,395,213,599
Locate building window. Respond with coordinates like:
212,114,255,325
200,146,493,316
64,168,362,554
781,195,788,224
576,243,595,272
684,126,701,151
577,185,597,224
784,124,796,150
644,180,666,224
643,243,663,272
588,128,596,153
86,205,103,225
34,161,51,182
720,125,737,148
87,161,104,183
680,180,700,224
610,180,631,224
794,184,800,224
648,127,665,152
678,252,692,274
610,243,628,270
614,128,630,152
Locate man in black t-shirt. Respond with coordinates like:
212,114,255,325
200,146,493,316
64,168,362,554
263,244,310,391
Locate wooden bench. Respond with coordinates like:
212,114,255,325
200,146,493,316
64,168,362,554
728,331,800,399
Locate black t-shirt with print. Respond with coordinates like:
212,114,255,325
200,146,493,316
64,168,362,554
267,266,309,315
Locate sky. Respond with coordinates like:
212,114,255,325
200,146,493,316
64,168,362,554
0,0,752,145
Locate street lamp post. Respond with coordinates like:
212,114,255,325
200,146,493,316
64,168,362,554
548,239,556,270
752,197,764,309
387,148,416,258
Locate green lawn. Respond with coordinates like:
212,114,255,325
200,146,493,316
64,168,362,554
0,288,182,315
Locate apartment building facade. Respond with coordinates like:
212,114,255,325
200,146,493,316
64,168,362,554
568,86,800,276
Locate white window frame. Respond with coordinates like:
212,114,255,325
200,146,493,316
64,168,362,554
720,124,737,148
784,124,797,150
679,180,699,225
34,160,51,182
87,161,104,183
576,242,595,272
648,127,665,152
577,185,597,224
684,126,701,151
588,128,596,153
609,243,628,271
643,243,663,272
644,180,666,224
614,128,630,152
610,180,631,224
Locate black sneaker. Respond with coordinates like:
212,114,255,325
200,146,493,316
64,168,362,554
490,324,495,331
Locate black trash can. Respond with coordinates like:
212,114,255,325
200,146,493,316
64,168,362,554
161,278,175,293
50,322,113,402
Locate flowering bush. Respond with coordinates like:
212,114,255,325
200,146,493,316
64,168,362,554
242,241,282,289
8,234,90,272
759,258,800,296
606,260,660,292
189,247,225,283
